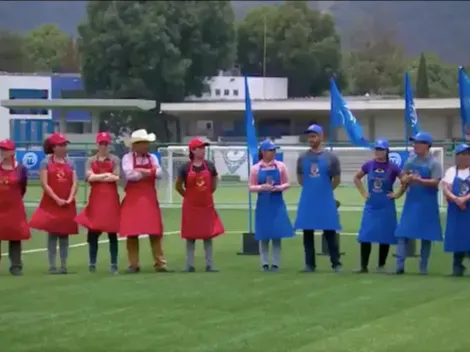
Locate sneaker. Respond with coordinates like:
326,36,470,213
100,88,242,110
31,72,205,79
156,266,173,273
59,267,68,275
452,270,464,277
419,270,428,276
9,266,23,276
49,267,58,275
185,266,196,273
270,265,279,273
333,265,342,273
127,266,140,273
354,267,368,273
110,264,119,275
376,266,386,273
262,265,269,272
205,266,219,272
89,264,97,273
395,269,405,275
300,266,315,273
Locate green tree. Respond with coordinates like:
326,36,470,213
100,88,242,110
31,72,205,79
406,54,458,98
415,53,430,98
78,1,236,140
0,30,32,72
58,37,81,73
342,17,405,96
24,24,69,72
237,2,343,97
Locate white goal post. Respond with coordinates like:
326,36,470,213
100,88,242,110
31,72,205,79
158,146,445,208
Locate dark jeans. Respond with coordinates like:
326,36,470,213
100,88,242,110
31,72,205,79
360,243,390,269
0,240,22,269
453,252,470,274
303,230,341,269
87,231,118,266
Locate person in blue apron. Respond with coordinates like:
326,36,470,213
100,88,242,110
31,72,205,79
249,140,294,272
395,131,442,275
353,138,406,273
442,143,470,276
294,124,342,272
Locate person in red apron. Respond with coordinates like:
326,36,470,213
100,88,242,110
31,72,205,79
29,133,78,274
76,132,120,274
175,138,224,272
119,129,168,273
0,139,30,276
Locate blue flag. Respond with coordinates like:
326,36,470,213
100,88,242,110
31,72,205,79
404,72,422,138
458,67,470,139
330,78,371,148
244,76,258,163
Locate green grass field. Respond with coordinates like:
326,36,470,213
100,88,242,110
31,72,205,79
1,200,470,351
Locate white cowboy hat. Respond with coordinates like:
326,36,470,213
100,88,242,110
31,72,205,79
125,129,156,147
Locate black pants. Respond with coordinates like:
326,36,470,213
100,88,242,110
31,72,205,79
303,230,341,269
0,240,22,269
360,243,390,269
87,231,118,265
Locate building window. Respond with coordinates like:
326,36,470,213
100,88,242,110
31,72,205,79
61,90,87,98
233,89,239,97
214,89,221,96
224,89,230,96
66,121,92,134
8,88,49,115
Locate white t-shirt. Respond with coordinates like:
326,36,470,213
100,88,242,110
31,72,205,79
443,166,470,184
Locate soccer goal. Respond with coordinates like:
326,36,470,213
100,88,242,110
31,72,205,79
158,145,445,209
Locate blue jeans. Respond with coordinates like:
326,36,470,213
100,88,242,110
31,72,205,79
396,238,431,272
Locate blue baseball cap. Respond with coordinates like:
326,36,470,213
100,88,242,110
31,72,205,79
410,132,433,144
259,139,278,151
373,138,389,150
304,124,323,135
455,143,470,154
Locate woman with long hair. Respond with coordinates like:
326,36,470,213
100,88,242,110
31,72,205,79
75,132,120,274
175,138,224,272
29,133,78,274
353,138,406,273
0,139,30,276
249,139,294,272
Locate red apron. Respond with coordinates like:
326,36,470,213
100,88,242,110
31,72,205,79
119,154,163,237
181,161,224,240
0,163,31,241
29,156,78,235
76,157,120,232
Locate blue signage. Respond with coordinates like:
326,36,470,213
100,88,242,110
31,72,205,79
388,151,409,168
16,150,45,179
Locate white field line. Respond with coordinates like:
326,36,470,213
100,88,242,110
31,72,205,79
1,230,358,256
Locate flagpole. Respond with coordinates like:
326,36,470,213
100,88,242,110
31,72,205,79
404,73,410,151
247,150,253,234
458,67,466,141
262,14,267,100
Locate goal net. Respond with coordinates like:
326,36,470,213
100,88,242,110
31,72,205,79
158,146,445,210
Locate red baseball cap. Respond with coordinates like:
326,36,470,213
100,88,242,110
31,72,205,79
188,138,209,150
96,132,112,144
47,133,69,146
0,139,15,151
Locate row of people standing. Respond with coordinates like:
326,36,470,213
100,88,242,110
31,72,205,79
249,126,470,276
1,126,469,276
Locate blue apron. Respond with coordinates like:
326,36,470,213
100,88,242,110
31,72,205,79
254,165,294,241
395,159,442,241
358,163,398,244
294,153,341,230
444,170,470,252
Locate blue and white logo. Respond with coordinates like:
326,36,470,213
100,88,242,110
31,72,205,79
22,152,39,169
388,152,402,166
222,150,247,174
